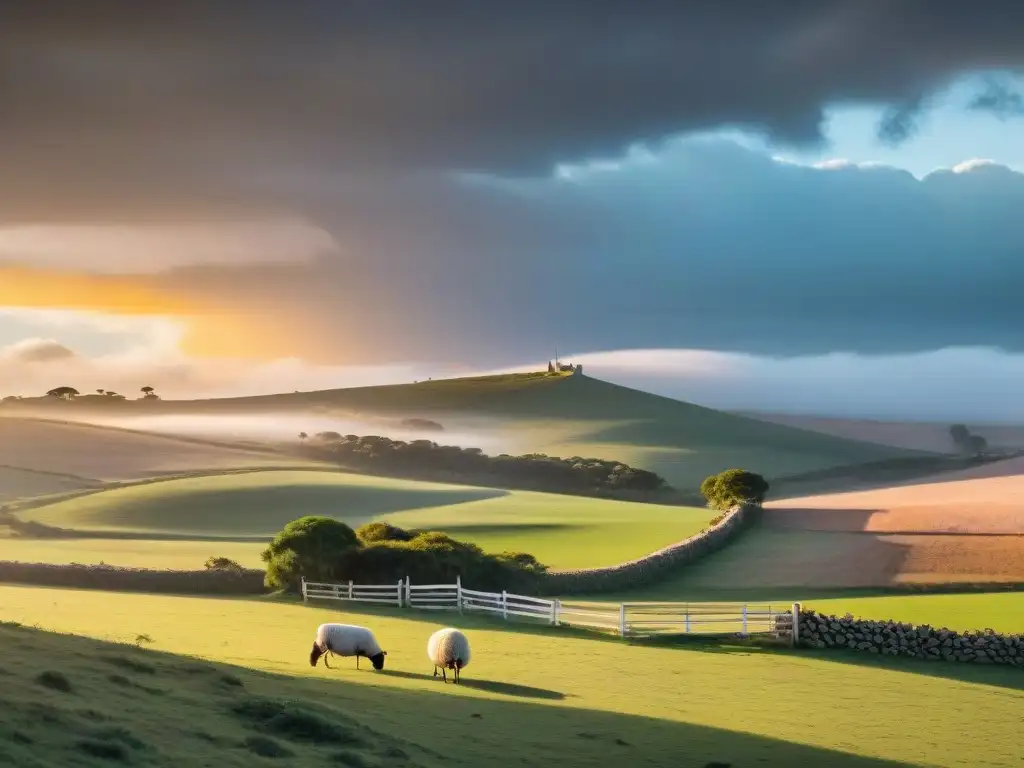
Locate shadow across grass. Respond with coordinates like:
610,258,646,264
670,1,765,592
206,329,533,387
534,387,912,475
641,635,1024,693
318,599,1024,694
381,669,567,700
0,621,917,768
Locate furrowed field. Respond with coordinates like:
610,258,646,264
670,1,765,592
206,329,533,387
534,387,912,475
1,585,1021,768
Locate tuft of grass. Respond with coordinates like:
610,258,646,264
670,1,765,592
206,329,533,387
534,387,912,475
231,697,364,746
243,734,295,759
330,750,373,767
219,673,244,688
35,670,72,693
75,738,129,761
91,726,148,751
101,655,156,675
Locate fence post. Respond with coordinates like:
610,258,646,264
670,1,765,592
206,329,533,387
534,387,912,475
741,605,748,635
792,602,801,647
397,580,403,608
684,604,691,633
301,577,307,603
456,575,463,614
404,576,411,609
551,599,559,627
348,580,353,600
502,590,508,620
618,603,626,637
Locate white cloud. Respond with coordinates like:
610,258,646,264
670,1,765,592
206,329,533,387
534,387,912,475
2,338,76,363
951,158,1000,174
0,218,338,274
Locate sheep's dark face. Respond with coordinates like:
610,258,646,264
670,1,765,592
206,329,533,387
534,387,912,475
369,651,387,670
309,642,324,667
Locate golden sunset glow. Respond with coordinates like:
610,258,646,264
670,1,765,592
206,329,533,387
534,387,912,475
0,265,197,316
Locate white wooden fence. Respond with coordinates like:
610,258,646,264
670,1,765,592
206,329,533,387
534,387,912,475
302,576,798,643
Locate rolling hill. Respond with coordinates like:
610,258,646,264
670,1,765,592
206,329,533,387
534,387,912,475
7,373,928,490
0,417,321,500
9,469,715,571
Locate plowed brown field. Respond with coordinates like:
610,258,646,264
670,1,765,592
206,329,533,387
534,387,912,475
758,460,1024,586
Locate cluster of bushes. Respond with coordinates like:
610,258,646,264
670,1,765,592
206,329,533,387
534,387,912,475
949,424,988,457
298,433,668,496
262,516,548,594
700,468,769,511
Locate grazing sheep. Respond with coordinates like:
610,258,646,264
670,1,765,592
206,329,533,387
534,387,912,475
310,623,387,671
427,627,471,684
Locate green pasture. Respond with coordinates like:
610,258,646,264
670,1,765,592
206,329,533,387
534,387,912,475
807,591,1024,634
0,585,1020,767
13,469,714,570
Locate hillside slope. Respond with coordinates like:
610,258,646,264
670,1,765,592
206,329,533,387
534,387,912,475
4,374,925,490
0,418,314,492
185,373,921,488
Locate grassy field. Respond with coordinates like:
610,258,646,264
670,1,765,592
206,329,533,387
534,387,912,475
11,469,714,570
806,591,1024,633
7,373,922,490
1,585,1021,767
0,536,268,570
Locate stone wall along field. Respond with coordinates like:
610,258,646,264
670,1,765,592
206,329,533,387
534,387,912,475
797,608,1024,667
542,503,757,595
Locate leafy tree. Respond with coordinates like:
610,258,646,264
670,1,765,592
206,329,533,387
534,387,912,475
949,424,971,452
261,516,359,589
140,386,155,395
969,434,988,457
298,431,308,442
96,389,105,395
355,521,414,544
204,556,245,574
45,386,79,401
700,468,769,511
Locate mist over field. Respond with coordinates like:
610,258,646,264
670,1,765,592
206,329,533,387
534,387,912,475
71,411,518,455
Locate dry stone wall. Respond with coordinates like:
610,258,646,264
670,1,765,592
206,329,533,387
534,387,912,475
798,608,1024,667
542,503,758,595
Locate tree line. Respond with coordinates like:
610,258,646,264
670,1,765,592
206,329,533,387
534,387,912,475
1,386,161,403
296,432,669,497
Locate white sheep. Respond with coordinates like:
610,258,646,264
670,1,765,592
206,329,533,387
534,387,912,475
309,623,387,671
427,627,471,684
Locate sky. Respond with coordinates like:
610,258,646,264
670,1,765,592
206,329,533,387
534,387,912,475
2,2,1024,421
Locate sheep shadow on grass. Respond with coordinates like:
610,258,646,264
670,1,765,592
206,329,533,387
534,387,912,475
380,669,566,700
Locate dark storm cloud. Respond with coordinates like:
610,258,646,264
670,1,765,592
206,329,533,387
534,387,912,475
968,79,1024,119
2,0,1024,218
146,142,1024,366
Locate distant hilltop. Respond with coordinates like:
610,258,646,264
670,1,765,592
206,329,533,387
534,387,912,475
547,360,583,376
